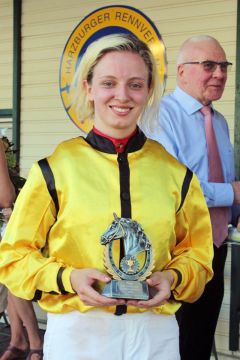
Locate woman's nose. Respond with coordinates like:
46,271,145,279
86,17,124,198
115,85,129,101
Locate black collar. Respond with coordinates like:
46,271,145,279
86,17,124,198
85,127,147,154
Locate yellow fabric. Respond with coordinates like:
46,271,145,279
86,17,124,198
0,137,213,315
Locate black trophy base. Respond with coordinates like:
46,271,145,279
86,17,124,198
102,279,149,300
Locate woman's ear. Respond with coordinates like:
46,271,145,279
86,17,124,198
83,79,93,101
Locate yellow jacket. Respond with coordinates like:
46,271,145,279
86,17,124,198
0,130,213,315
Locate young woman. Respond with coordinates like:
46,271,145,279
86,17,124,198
0,34,213,360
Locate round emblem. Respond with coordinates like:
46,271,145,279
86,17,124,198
120,255,140,274
59,5,167,133
104,238,154,281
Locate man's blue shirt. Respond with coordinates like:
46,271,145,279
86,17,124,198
144,86,235,209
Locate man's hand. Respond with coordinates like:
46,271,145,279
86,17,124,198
70,268,126,307
236,217,240,232
127,270,174,308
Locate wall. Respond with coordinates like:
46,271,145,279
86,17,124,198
0,0,13,109
0,0,13,139
20,0,237,175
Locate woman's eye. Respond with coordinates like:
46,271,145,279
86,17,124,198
129,82,143,89
102,81,114,88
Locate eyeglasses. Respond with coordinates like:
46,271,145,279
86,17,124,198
181,60,232,73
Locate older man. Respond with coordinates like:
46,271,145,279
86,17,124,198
143,35,240,359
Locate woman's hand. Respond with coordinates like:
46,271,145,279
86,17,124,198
70,268,126,307
127,270,174,308
2,207,12,222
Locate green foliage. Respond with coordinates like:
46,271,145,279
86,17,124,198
1,136,26,194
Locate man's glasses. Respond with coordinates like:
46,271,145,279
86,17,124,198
181,60,232,73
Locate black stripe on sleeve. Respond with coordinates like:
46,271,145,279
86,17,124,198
57,267,68,295
32,289,42,302
176,168,193,213
38,158,59,213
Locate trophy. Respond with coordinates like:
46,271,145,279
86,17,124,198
100,213,154,300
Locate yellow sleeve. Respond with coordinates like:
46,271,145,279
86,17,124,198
0,162,74,300
165,173,214,303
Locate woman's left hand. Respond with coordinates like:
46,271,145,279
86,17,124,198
127,270,173,308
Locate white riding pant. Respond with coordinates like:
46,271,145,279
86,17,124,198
43,310,180,360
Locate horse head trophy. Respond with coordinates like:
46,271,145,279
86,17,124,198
100,213,154,300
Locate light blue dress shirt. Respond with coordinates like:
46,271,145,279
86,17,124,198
144,86,235,210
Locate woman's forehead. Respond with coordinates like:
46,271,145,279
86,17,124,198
92,51,149,77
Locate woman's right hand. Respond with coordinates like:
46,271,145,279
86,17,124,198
2,207,12,222
70,268,126,307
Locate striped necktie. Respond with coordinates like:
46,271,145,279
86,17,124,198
201,106,228,247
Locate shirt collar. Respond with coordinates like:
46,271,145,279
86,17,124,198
92,127,137,153
85,126,146,154
174,86,213,115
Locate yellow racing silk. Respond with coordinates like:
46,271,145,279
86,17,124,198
0,130,213,315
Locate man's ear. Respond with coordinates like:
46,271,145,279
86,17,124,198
83,79,93,101
177,64,184,78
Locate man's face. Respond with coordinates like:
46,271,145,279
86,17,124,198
177,41,228,105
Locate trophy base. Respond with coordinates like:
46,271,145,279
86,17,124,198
102,280,149,300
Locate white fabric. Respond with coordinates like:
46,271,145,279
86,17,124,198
43,310,180,360
0,222,7,239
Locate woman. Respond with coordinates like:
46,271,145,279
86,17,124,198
0,138,43,360
0,34,213,360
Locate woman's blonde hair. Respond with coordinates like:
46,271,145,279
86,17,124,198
70,33,162,130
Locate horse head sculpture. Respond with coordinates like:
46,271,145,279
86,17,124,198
101,213,151,257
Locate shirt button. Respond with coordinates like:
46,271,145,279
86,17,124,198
121,192,130,200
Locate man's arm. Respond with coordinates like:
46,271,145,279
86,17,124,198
153,106,237,209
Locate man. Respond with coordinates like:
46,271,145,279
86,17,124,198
143,35,240,359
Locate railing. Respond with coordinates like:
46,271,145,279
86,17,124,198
227,228,240,351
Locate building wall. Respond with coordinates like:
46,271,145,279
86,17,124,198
0,0,13,138
1,0,239,356
0,0,13,109
20,0,237,175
